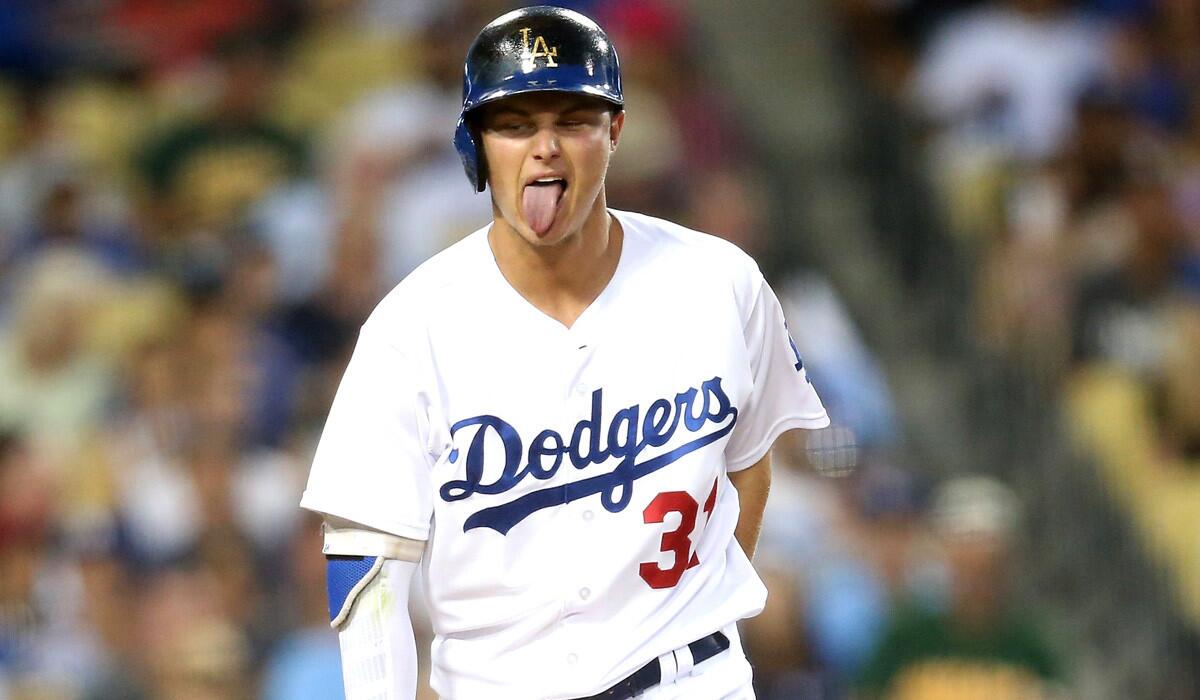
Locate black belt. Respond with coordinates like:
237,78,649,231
575,631,730,700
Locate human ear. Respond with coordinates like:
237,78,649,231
609,110,625,152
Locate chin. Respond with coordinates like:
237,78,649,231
523,225,571,247
523,211,581,246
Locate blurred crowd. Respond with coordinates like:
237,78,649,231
833,0,1200,695
838,0,1200,453
0,0,1108,699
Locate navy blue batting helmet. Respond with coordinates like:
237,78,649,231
454,6,624,192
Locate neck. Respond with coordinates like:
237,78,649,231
488,198,621,327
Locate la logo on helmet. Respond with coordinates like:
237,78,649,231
519,27,559,67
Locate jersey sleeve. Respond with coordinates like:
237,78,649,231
725,275,830,472
300,321,435,541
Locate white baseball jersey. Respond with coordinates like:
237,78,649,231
301,209,828,699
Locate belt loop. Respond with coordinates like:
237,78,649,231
673,644,695,677
657,649,678,686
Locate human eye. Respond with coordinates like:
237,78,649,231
491,120,532,135
558,113,594,129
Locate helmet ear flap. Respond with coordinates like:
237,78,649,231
454,116,488,192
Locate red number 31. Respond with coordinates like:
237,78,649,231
638,478,719,589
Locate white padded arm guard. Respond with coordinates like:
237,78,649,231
337,558,419,700
323,518,426,562
324,517,424,628
323,519,425,700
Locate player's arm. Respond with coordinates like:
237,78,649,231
725,268,828,560
323,516,426,700
728,450,772,560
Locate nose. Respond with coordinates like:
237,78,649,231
530,125,561,161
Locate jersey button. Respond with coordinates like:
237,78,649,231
579,587,591,600
574,384,587,395
567,653,579,665
582,510,594,521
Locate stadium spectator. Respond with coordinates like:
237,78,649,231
911,0,1110,161
857,476,1065,699
0,429,109,698
0,250,117,465
136,32,305,238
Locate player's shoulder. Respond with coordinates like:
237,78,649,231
614,209,765,288
362,224,492,339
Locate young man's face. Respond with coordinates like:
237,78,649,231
478,92,624,247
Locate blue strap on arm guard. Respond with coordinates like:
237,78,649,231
326,555,384,628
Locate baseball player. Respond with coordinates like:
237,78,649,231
300,6,828,699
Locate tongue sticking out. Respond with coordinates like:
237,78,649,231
522,182,564,237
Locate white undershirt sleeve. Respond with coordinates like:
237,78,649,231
337,559,419,700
